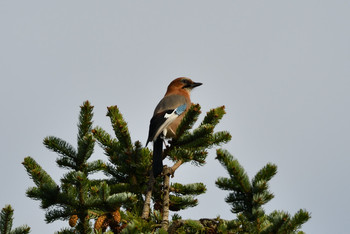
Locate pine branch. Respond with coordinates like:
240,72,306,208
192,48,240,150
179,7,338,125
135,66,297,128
252,190,274,207
61,171,87,186
76,101,95,169
92,127,123,156
106,182,131,194
106,192,137,209
168,148,208,165
175,103,201,139
275,209,311,233
22,157,57,188
289,209,311,231
215,149,251,193
170,183,206,196
26,186,61,209
0,205,13,234
56,157,77,170
43,136,77,159
216,149,310,233
252,163,277,188
106,105,132,150
45,208,72,223
215,177,237,191
56,228,76,234
77,101,94,142
0,205,30,234
76,134,95,166
98,182,111,202
10,225,31,234
176,124,214,148
169,195,198,211
251,164,277,208
209,131,232,146
200,105,226,127
103,164,127,182
225,192,251,214
86,160,106,174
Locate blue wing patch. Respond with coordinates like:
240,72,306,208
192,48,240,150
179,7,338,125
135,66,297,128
175,104,187,115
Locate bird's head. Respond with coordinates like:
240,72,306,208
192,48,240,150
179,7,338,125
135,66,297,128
166,77,202,94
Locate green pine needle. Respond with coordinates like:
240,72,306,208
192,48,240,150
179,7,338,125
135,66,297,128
175,103,201,138
252,190,274,207
169,195,198,211
168,148,208,165
171,183,207,196
55,227,76,234
77,101,94,142
216,177,238,191
108,183,131,194
216,149,251,193
56,157,77,170
252,163,277,188
86,160,106,174
176,124,214,148
10,225,31,234
289,209,311,231
76,134,95,165
201,105,226,127
0,205,13,234
106,192,137,208
92,126,122,153
106,105,132,149
179,220,205,232
22,157,57,188
45,208,71,223
0,205,31,234
43,136,77,159
209,131,232,146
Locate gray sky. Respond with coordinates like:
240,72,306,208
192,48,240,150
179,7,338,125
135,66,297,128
1,1,349,233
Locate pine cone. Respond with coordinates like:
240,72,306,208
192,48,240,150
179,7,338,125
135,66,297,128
69,215,78,227
112,209,121,223
94,214,108,231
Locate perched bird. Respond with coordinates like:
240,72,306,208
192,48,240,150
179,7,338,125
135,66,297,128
146,77,202,177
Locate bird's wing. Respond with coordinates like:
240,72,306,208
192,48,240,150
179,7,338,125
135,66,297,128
147,97,187,145
153,94,187,115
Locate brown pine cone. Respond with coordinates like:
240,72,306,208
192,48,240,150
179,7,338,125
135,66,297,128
112,209,121,223
69,214,78,227
94,214,108,231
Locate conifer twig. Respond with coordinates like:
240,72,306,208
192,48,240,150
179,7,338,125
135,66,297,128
141,171,155,219
171,160,183,174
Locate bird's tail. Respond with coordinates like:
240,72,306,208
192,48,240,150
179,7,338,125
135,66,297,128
153,136,163,177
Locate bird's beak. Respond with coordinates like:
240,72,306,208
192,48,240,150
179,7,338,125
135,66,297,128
191,82,203,88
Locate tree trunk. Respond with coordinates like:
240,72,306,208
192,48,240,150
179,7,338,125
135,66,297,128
161,166,172,230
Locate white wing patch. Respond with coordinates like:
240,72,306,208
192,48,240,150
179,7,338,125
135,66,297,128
152,104,187,141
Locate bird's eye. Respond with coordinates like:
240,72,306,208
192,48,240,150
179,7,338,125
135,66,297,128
181,79,190,84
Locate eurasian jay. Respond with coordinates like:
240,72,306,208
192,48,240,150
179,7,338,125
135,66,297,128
146,77,202,177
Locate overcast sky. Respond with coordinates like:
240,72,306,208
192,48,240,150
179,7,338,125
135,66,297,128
1,1,349,233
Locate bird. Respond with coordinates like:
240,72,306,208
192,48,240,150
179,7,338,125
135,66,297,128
146,77,202,177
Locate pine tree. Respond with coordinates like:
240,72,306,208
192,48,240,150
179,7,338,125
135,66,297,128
215,149,311,233
21,101,310,233
22,101,135,234
93,103,231,231
0,205,30,234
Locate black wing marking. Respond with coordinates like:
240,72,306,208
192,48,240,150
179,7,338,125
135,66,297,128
146,109,174,146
